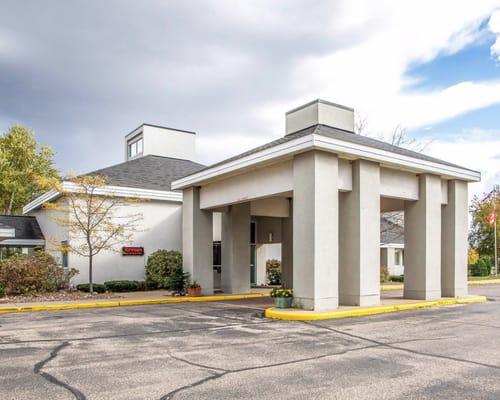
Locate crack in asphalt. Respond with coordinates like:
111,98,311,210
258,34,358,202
33,341,87,400
305,321,500,371
0,319,273,346
159,333,457,399
160,343,379,399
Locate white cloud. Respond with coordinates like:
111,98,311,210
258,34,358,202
1,0,500,184
260,1,500,136
490,8,500,61
425,129,500,198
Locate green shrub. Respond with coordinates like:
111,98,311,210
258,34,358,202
76,283,107,293
469,256,491,277
0,283,5,298
380,266,390,283
146,250,183,289
168,267,190,293
0,252,78,295
104,280,140,292
137,281,147,291
390,275,404,283
266,259,281,285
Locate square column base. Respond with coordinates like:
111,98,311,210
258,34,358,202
340,293,380,307
442,287,468,298
294,296,339,311
404,289,441,300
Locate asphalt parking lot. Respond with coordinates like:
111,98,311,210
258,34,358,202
1,286,500,400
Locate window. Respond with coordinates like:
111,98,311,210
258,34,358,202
250,222,257,244
127,137,143,158
213,241,221,273
0,246,22,260
61,241,68,269
395,249,403,266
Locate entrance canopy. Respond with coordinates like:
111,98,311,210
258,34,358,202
172,99,480,311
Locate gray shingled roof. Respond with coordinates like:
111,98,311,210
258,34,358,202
380,217,404,245
0,216,44,240
87,155,205,192
185,124,476,178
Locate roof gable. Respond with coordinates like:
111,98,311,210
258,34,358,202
0,215,44,240
87,155,205,192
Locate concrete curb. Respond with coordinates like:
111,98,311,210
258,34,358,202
0,293,270,314
264,295,487,321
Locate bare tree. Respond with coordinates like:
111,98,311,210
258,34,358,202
354,113,432,239
45,175,143,293
354,112,432,152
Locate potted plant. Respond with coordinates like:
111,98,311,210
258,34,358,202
270,288,293,308
187,281,202,297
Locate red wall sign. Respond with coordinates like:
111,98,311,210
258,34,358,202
122,246,144,256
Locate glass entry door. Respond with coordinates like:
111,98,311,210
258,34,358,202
250,222,257,285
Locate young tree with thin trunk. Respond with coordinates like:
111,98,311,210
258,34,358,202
45,175,143,293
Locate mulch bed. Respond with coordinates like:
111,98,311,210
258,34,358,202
1,290,122,304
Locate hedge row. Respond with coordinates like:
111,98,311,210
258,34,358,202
77,280,157,293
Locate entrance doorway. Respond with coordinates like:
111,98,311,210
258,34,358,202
250,221,257,285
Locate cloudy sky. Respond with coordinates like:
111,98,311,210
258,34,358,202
1,0,499,197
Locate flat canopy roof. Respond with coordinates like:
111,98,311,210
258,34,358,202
172,124,480,190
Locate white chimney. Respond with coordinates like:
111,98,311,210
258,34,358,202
124,124,196,161
285,99,354,135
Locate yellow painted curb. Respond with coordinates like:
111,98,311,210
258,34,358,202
468,279,500,286
264,296,487,321
0,293,270,314
381,285,404,291
381,280,500,291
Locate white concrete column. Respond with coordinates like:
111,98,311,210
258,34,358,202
221,202,251,294
404,174,442,300
281,199,293,288
182,187,214,295
441,180,468,297
380,248,388,268
339,160,380,306
293,151,338,311
386,247,396,275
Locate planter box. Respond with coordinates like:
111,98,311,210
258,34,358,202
274,297,293,308
187,287,202,297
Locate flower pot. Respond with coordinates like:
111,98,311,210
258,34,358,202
187,287,202,297
274,297,293,308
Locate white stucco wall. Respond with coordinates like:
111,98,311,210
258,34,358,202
29,199,69,264
250,197,289,217
125,125,196,162
33,199,183,285
143,126,196,162
256,243,281,286
200,161,293,209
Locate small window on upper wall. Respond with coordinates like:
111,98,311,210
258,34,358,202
128,137,143,158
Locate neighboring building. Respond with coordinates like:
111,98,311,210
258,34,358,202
174,99,480,310
380,217,405,276
0,215,45,260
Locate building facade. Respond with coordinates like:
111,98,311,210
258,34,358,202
174,99,479,310
22,100,479,306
